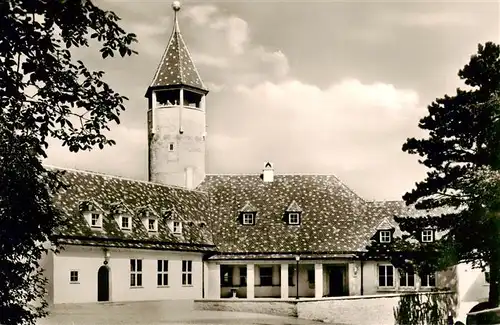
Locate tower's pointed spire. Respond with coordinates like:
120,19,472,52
147,1,207,94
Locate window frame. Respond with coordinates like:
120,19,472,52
148,218,158,232
91,213,102,228
288,212,300,225
173,221,182,234
399,269,415,288
242,213,255,225
182,260,193,286
259,266,273,286
70,270,79,284
157,260,169,287
420,272,437,288
220,265,234,287
421,229,434,243
379,230,392,243
378,264,395,288
121,215,131,230
130,259,143,288
239,266,247,286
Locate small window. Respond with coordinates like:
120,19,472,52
240,266,247,286
378,264,394,287
91,213,102,228
421,229,434,243
485,271,490,284
70,270,79,283
182,260,193,286
169,143,175,151
420,273,436,287
288,213,300,225
260,267,273,286
399,269,415,287
121,216,131,230
379,230,392,243
220,265,233,287
130,259,143,287
242,213,254,225
157,260,168,287
148,218,157,231
173,221,182,234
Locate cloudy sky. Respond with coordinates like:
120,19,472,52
45,0,499,201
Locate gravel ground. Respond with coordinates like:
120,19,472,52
36,300,326,325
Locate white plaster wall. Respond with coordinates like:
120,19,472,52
454,262,489,322
39,245,54,305
53,245,204,304
206,262,220,299
149,105,206,188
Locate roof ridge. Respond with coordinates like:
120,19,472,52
43,164,209,194
205,173,364,201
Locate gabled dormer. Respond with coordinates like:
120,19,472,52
420,228,435,243
285,200,302,225
109,202,134,232
79,200,105,230
239,201,257,225
163,207,183,235
137,205,160,233
374,219,395,244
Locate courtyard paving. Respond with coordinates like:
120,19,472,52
37,300,325,325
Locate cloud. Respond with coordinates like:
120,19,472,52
181,5,289,87
388,11,478,27
44,126,147,180
209,78,426,200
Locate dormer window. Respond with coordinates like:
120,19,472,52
379,230,392,243
91,213,102,228
239,201,257,225
421,229,434,243
288,212,300,225
148,218,158,232
120,215,132,231
242,213,255,225
285,200,302,225
173,221,182,234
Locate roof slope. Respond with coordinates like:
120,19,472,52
51,168,214,251
197,174,395,254
148,10,206,91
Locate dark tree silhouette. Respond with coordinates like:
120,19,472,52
365,42,500,307
0,1,137,324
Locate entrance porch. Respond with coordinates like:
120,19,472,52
205,260,358,299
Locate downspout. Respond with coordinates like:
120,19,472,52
202,257,205,298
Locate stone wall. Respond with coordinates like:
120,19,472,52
195,291,456,325
195,299,297,317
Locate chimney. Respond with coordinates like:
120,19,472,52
262,162,274,182
185,167,194,189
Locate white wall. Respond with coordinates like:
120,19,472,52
52,245,204,304
454,262,489,322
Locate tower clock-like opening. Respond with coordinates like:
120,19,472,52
156,89,181,107
183,90,203,108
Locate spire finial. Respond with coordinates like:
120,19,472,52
172,1,181,12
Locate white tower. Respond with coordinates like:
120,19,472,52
146,1,208,189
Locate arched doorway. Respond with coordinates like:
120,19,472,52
97,265,110,302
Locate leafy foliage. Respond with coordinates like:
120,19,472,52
0,0,137,324
365,42,500,306
394,292,452,325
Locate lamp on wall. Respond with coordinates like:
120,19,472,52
353,265,359,276
295,255,300,300
103,247,110,265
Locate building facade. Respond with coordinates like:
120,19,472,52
40,2,488,321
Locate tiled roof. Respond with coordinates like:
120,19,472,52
197,174,394,253
50,168,215,251
148,11,206,91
